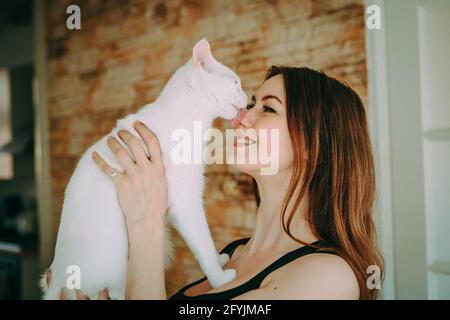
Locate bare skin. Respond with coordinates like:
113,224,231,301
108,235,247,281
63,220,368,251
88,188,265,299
48,75,359,299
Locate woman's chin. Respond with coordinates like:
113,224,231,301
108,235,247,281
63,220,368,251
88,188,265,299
225,144,261,173
227,158,261,176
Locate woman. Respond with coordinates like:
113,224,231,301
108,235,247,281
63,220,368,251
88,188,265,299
59,66,384,300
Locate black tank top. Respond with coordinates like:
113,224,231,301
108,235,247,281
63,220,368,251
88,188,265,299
169,237,338,300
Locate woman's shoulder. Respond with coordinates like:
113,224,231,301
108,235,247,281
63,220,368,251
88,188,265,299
266,252,360,299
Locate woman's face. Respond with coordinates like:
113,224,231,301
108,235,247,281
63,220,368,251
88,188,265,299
227,74,294,176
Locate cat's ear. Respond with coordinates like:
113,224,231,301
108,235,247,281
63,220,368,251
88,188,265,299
192,38,217,71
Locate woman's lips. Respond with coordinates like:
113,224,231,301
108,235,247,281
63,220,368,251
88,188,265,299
234,135,257,147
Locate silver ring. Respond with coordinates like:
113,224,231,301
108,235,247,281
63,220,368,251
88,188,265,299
110,169,119,177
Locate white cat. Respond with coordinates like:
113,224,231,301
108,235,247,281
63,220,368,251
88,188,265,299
41,39,248,299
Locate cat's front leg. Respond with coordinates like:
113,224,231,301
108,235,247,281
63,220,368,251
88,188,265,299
166,165,236,288
169,203,236,288
218,253,231,267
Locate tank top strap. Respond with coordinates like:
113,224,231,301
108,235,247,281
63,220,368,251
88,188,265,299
219,237,251,256
169,239,338,300
244,240,338,289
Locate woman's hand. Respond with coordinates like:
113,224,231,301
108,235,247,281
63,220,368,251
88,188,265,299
46,268,111,300
51,122,167,300
93,121,168,299
47,122,168,300
92,121,168,229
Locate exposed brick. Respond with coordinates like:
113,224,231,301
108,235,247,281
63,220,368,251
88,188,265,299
47,0,368,296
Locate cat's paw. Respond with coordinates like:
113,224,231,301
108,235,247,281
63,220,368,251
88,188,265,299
217,253,230,267
209,268,237,288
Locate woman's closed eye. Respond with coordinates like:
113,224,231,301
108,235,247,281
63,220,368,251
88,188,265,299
246,102,276,114
263,106,276,113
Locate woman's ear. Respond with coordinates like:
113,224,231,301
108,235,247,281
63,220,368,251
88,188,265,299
192,38,217,70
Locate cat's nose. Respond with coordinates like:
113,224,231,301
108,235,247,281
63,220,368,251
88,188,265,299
231,109,247,128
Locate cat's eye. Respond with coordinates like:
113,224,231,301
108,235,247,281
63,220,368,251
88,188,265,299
234,80,239,85
246,102,255,110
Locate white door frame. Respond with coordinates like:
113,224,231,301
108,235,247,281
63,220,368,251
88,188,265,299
365,0,429,299
365,0,395,300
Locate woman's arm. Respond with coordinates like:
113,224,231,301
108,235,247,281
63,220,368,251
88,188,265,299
126,215,166,299
92,121,169,300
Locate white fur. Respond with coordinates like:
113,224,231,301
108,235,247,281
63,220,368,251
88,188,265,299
42,39,248,299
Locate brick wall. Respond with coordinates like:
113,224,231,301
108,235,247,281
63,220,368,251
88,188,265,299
46,0,367,296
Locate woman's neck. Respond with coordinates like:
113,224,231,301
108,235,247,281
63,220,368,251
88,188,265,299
243,167,318,256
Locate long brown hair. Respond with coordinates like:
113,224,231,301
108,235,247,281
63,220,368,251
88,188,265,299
253,66,384,299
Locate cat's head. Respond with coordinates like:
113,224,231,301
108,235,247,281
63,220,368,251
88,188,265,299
188,39,248,120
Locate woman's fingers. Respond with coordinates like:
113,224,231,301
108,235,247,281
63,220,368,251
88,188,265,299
60,288,69,300
117,130,149,165
58,288,91,300
53,270,90,300
76,289,90,300
92,151,122,181
134,121,163,165
98,288,110,300
107,136,136,172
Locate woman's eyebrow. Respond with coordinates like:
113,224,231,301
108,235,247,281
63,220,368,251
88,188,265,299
251,94,283,104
